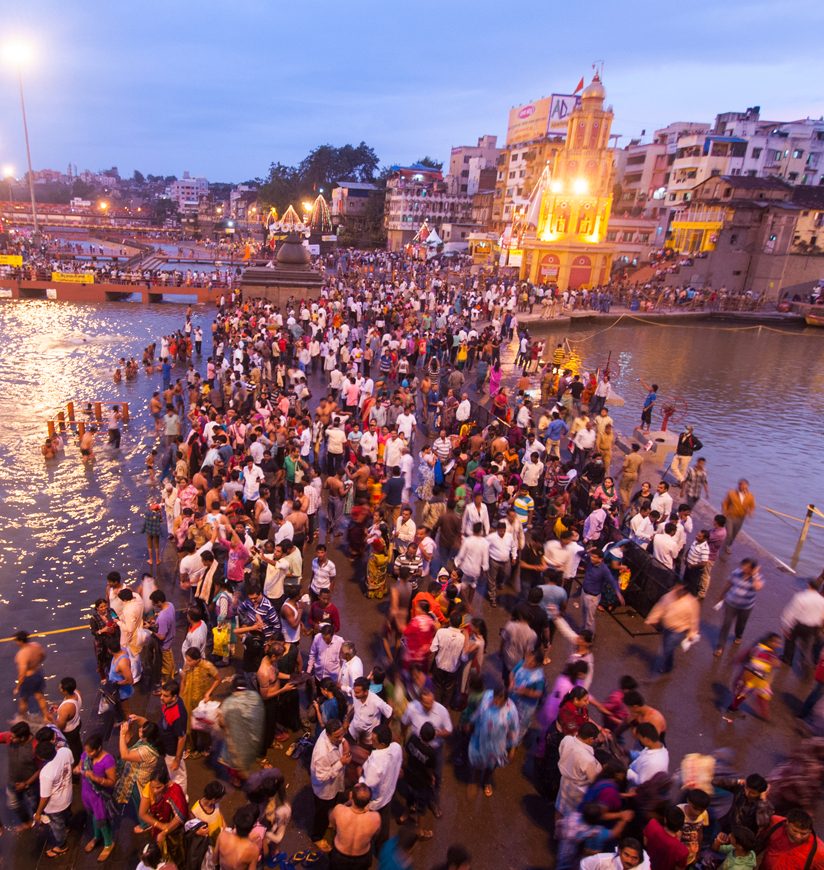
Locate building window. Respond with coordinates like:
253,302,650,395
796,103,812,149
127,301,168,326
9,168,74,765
751,147,762,159
788,172,798,181
464,155,470,163
730,233,737,244
509,171,515,179
793,149,804,159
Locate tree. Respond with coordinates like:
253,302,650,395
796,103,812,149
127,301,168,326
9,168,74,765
258,162,300,212
151,198,179,226
416,156,443,171
133,170,145,184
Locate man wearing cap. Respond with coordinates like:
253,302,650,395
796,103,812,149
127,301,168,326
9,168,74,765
671,425,703,484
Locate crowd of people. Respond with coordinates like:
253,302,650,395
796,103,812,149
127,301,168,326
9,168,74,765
10,248,824,870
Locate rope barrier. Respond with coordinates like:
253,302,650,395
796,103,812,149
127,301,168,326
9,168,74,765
0,624,88,645
763,507,824,530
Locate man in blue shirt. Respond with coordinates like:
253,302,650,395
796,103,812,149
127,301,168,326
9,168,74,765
640,379,658,431
546,412,569,461
581,550,624,635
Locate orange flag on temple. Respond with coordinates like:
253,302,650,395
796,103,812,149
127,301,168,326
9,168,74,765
243,243,251,261
574,76,585,94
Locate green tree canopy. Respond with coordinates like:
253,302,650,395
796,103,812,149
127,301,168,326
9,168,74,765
258,142,380,211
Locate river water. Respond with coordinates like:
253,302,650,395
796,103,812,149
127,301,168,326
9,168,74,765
533,318,824,575
0,303,822,640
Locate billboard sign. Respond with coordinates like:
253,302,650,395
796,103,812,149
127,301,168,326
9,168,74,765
548,94,580,134
506,97,551,146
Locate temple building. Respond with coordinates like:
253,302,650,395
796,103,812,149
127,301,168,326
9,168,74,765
520,73,617,289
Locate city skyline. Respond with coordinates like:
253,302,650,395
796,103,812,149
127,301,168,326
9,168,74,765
1,0,823,181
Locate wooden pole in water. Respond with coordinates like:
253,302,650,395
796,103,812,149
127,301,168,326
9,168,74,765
77,420,85,437
121,402,129,423
57,411,65,431
47,419,55,438
66,401,75,425
94,402,102,422
790,504,815,570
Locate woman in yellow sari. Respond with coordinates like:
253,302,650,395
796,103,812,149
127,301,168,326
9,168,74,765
366,538,393,599
179,648,220,757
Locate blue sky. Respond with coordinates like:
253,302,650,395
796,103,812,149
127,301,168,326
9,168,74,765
1,0,822,182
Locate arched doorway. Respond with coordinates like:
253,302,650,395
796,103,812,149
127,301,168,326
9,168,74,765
568,255,592,289
539,253,560,281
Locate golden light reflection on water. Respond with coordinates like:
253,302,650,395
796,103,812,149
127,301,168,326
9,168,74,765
0,299,197,634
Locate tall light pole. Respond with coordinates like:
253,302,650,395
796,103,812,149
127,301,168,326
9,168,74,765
4,43,38,233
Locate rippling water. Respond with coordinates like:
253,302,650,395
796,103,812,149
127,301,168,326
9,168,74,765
533,319,824,575
0,301,201,633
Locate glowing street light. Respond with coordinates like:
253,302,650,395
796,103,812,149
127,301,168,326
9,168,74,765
3,40,38,232
98,200,108,211
2,164,14,179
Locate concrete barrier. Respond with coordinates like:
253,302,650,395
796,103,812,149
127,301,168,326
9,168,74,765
0,278,220,304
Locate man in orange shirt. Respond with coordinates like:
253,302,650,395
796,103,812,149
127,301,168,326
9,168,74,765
721,479,755,552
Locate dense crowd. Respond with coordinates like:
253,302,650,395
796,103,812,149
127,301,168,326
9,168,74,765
9,249,824,870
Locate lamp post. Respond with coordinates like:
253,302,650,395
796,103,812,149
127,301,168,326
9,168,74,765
4,43,38,233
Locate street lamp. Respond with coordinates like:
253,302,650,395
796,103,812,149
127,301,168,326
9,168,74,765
3,41,38,233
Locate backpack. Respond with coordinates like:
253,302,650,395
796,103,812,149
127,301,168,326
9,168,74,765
756,820,818,870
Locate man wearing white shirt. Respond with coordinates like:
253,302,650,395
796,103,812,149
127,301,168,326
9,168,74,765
273,516,295,547
346,677,392,742
454,522,490,604
652,524,680,570
456,393,471,425
629,507,655,546
780,579,824,668
430,612,466,704
462,493,490,537
34,741,75,854
521,452,545,496
358,424,378,463
394,507,417,551
241,457,265,504
580,842,650,870
249,437,265,465
486,521,518,607
396,409,417,441
359,724,403,845
650,482,673,521
626,723,669,785
338,642,364,699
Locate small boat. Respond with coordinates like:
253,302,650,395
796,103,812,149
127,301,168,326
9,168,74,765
805,312,824,327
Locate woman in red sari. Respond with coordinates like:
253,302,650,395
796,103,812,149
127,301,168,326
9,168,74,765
138,765,188,866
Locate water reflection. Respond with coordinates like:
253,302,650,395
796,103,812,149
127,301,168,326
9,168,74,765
0,300,200,633
533,321,824,575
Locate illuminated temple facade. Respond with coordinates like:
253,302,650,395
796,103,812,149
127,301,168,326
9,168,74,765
520,73,617,289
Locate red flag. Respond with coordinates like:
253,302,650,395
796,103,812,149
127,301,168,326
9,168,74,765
574,77,585,94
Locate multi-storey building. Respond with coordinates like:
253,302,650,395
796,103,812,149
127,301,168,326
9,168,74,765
384,165,473,250
168,172,209,214
447,135,502,195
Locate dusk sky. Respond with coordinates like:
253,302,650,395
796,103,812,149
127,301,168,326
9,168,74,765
2,0,823,182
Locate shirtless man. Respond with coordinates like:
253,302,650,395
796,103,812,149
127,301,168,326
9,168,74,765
79,428,95,466
215,804,259,870
328,783,381,870
325,472,348,540
14,632,51,721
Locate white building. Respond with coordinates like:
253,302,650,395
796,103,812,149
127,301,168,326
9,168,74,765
168,171,210,213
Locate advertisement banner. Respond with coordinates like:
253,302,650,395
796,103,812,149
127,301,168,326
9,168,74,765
0,254,23,267
50,271,95,284
506,97,552,146
0,288,12,298
548,94,580,134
